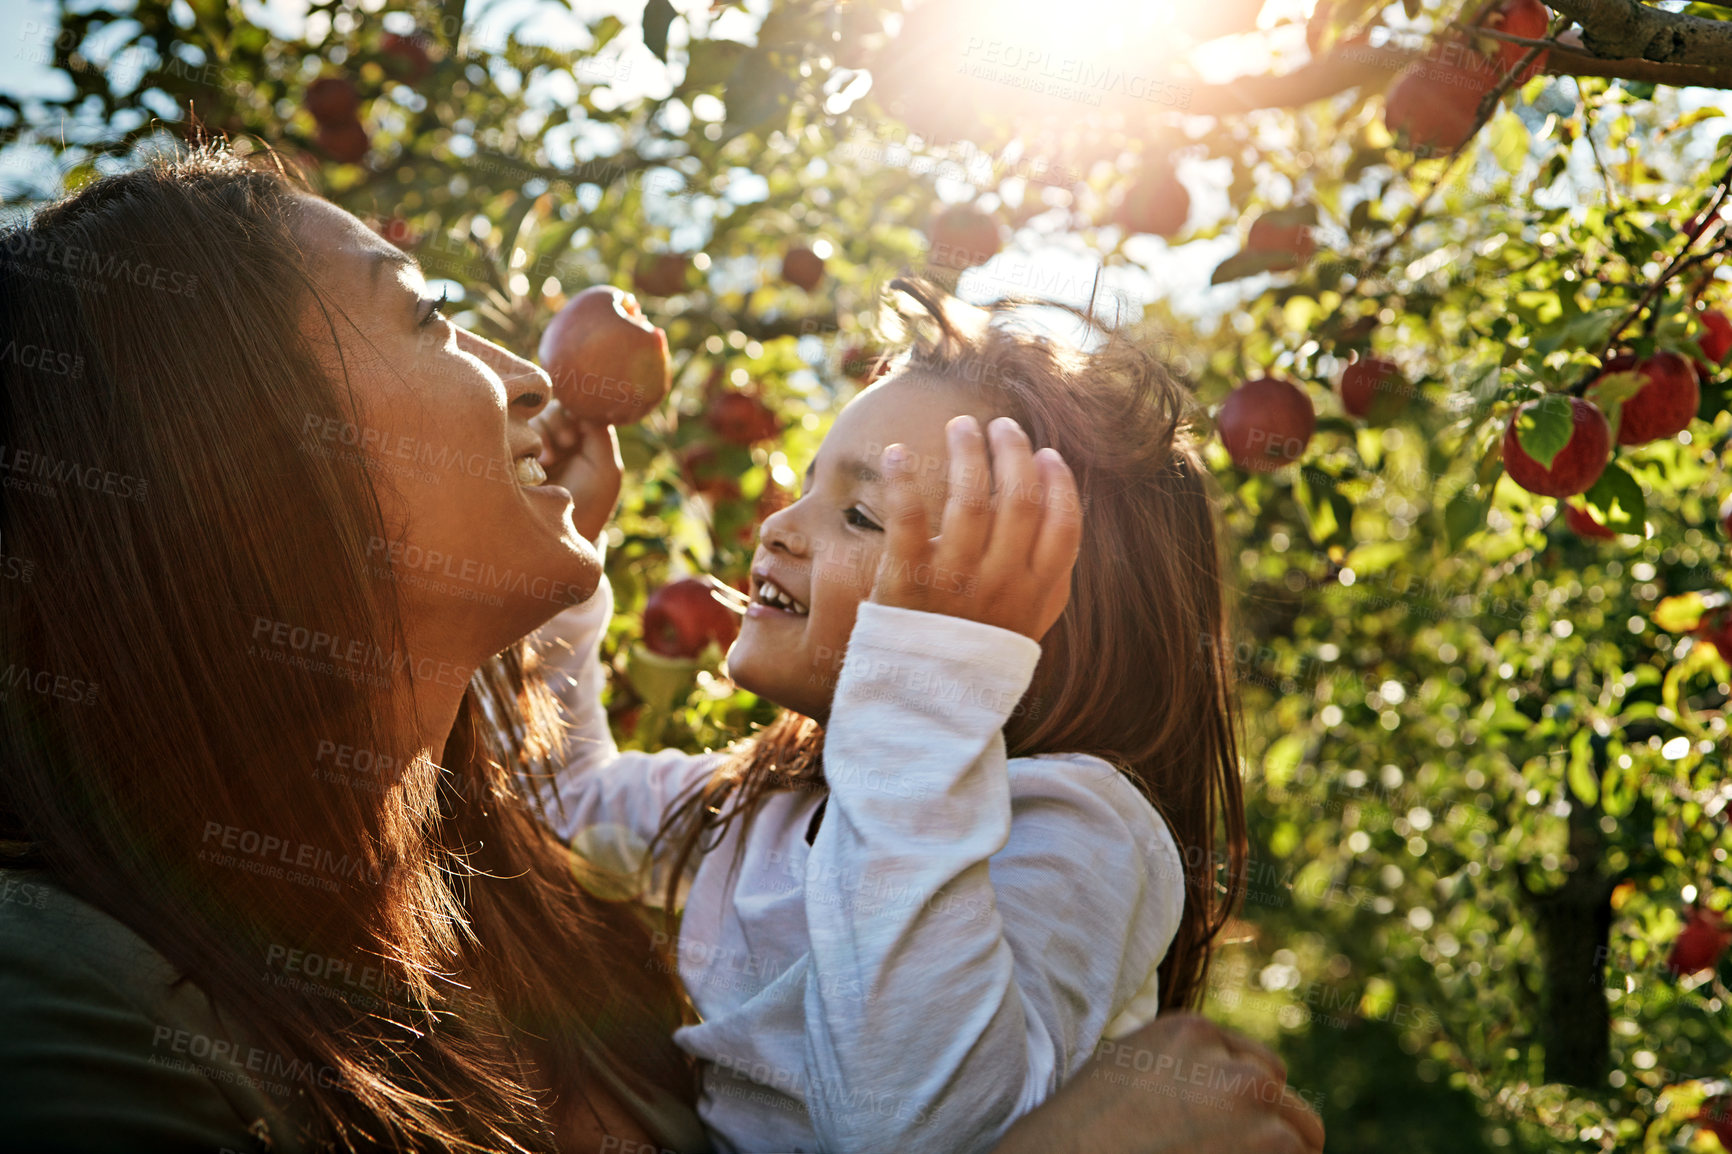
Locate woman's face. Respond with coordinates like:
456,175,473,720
290,195,596,666
725,373,1001,721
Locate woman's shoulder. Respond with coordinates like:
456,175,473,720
0,867,307,1153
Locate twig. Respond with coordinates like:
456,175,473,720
1355,16,1568,289
1581,102,1618,211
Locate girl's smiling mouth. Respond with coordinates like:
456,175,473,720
750,572,809,617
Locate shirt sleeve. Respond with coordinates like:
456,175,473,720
797,601,1184,1154
526,561,726,898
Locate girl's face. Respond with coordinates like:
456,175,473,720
726,373,1001,721
291,196,596,666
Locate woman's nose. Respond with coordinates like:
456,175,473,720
459,328,552,415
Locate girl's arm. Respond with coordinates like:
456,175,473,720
799,602,1183,1154
526,560,726,888
799,416,1147,1152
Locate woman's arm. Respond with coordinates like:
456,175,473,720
526,570,726,890
989,1015,1326,1154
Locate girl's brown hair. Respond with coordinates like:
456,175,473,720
0,142,694,1151
652,276,1248,1012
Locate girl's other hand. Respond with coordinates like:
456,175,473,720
533,399,622,542
870,415,1082,642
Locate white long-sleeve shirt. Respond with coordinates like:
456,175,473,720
528,575,1186,1154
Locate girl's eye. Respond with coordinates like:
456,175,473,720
844,506,882,532
420,287,451,328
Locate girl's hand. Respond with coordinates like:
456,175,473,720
533,399,622,542
870,415,1082,642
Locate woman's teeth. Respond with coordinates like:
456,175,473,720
755,578,809,615
516,456,548,486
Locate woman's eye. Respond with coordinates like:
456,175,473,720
844,506,882,532
420,288,451,328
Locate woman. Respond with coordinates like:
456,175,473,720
0,142,1320,1153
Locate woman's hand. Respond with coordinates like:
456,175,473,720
869,415,1082,642
533,399,621,543
990,1015,1326,1154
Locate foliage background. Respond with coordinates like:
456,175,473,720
4,0,1732,1149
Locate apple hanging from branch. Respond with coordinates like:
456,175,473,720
1502,395,1610,498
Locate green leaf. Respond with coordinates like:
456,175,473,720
1514,394,1575,470
642,0,676,62
1566,729,1598,807
1264,735,1306,788
1211,249,1302,284
1488,111,1529,174
1652,591,1708,633
1582,461,1644,533
680,39,749,92
722,48,800,138
1445,488,1487,552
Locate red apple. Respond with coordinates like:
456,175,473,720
538,286,672,425
707,391,780,446
633,253,691,298
1700,1095,1732,1152
1245,214,1316,271
1339,356,1407,420
374,217,416,248
381,31,434,85
642,578,741,659
1384,51,1497,154
1600,351,1699,446
1487,0,1550,82
305,76,360,126
840,344,888,382
1697,608,1732,661
928,206,1001,271
781,246,825,292
1217,378,1315,472
1562,502,1617,539
1501,397,1609,497
677,442,743,501
314,117,371,164
1698,309,1732,368
1116,166,1190,239
1667,905,1731,976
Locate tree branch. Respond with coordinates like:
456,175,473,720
1471,25,1732,87
1180,42,1417,117
1542,0,1732,68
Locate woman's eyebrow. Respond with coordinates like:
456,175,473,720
368,247,422,288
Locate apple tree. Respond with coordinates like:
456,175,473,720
5,0,1732,1149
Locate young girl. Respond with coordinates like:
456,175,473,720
527,278,1248,1154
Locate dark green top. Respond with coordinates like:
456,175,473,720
0,866,715,1153
0,867,306,1153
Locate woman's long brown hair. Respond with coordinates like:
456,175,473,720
0,142,694,1151
652,277,1249,1013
